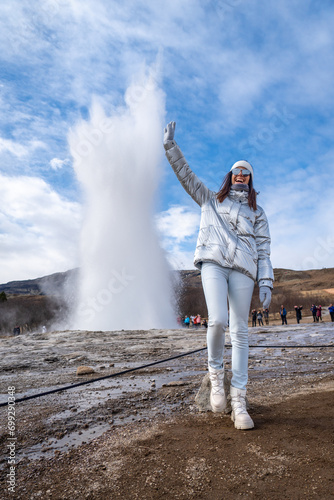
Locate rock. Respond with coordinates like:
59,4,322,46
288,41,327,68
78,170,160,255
163,381,188,387
76,366,95,376
64,352,84,360
194,372,248,414
44,356,59,363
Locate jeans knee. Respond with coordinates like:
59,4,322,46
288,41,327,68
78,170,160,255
208,317,227,332
230,331,248,348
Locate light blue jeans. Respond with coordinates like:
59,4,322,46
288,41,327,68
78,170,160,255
201,262,254,390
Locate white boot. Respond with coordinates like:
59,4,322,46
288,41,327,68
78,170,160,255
230,386,254,430
209,366,227,413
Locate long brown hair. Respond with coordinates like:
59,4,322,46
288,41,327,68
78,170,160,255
216,172,257,210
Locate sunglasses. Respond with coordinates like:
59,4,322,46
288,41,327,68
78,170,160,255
231,168,251,176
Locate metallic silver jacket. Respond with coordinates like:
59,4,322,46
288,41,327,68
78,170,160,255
165,141,274,288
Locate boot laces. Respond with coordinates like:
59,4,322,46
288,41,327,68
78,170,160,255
232,394,247,415
210,371,225,396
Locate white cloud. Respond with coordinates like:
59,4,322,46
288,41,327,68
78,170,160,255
0,174,82,282
165,248,196,271
0,0,333,280
156,205,200,269
0,137,48,166
0,138,28,158
50,157,70,170
156,205,200,242
217,54,276,126
259,153,334,271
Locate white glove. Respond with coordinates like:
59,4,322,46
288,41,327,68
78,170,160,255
259,286,271,309
163,121,176,147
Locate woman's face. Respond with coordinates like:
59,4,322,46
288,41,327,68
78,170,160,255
231,167,250,185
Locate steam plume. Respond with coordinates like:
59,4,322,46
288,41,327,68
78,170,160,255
69,68,176,330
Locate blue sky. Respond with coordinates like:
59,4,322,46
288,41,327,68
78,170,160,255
1,0,334,282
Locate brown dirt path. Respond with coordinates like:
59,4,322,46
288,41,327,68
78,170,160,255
6,381,334,500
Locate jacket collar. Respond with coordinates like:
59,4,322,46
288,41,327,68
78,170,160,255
228,186,249,202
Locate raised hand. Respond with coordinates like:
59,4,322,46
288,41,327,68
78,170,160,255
163,121,176,145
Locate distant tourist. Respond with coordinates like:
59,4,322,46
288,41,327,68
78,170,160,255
263,308,269,325
328,304,334,322
184,315,190,327
194,314,201,327
280,305,287,325
251,309,257,327
13,325,20,336
310,304,317,322
164,121,274,430
201,318,208,328
316,305,322,322
294,305,303,324
257,310,263,326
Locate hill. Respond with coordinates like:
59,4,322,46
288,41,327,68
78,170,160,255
178,267,334,318
0,267,333,333
179,267,334,294
0,268,78,297
2,267,333,297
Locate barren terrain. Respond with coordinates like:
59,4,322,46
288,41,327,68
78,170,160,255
0,323,333,499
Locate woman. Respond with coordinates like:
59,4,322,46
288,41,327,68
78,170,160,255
163,121,274,430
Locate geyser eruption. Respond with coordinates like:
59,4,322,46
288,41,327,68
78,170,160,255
69,70,176,330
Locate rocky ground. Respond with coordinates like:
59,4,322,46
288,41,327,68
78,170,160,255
0,323,333,499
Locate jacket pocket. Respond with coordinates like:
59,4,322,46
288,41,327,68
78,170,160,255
197,226,210,246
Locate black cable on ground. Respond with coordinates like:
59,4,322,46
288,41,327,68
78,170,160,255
248,345,334,348
0,347,207,407
0,344,333,408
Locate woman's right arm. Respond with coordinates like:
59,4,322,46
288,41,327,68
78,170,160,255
163,122,212,207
